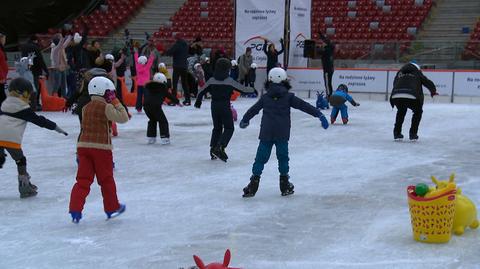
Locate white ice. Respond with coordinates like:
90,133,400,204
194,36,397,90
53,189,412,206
0,98,479,269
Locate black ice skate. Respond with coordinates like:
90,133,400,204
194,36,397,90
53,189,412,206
279,175,294,196
394,133,404,141
18,174,37,198
409,133,419,141
211,146,228,162
210,147,217,160
243,175,260,197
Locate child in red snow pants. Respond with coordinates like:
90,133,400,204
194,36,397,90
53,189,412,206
69,148,119,213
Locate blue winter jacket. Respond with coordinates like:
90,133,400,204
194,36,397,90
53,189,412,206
329,90,358,107
242,83,322,141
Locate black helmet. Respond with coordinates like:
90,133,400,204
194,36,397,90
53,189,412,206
8,77,33,94
337,84,348,92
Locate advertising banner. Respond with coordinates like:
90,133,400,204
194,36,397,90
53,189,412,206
288,0,311,67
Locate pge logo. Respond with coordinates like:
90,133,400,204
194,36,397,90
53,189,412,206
294,33,307,49
244,36,270,51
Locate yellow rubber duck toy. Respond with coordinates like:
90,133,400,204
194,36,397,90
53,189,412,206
430,174,479,235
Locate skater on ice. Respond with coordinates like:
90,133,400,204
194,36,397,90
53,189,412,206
0,77,68,198
329,84,360,124
144,73,180,145
194,58,254,162
239,67,329,197
390,61,437,141
68,76,129,223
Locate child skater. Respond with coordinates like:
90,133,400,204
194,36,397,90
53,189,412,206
194,58,254,162
157,62,172,89
134,50,155,113
329,84,360,124
69,76,129,223
244,63,258,97
0,78,68,198
144,73,180,145
240,68,329,197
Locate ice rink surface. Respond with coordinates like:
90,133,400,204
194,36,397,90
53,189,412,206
0,98,479,269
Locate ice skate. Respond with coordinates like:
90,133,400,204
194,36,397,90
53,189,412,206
242,175,260,197
18,174,37,198
147,137,156,144
211,145,228,162
106,204,126,219
409,133,419,141
394,133,404,141
280,175,294,196
210,147,217,160
160,137,170,145
70,212,82,223
342,118,348,124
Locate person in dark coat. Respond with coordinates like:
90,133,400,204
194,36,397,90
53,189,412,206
390,62,437,141
144,73,179,145
194,58,254,162
316,32,335,97
20,34,50,110
263,38,284,75
66,29,89,99
164,33,191,105
239,67,329,198
201,57,213,82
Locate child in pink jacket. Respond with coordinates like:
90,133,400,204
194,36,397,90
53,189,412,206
134,50,155,112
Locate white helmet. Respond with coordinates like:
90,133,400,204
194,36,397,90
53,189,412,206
105,54,114,61
158,62,166,69
153,73,167,84
250,63,257,69
194,63,201,69
88,76,115,96
20,57,29,64
138,55,148,65
73,33,82,44
268,67,287,83
231,59,238,66
205,57,210,62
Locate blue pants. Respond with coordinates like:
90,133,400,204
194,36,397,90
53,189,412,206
136,85,144,110
331,104,348,120
252,141,289,176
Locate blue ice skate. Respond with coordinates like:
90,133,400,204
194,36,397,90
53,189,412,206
106,204,126,219
70,212,82,224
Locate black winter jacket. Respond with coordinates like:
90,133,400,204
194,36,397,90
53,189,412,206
196,58,253,106
263,40,284,73
317,34,335,73
242,83,322,141
390,63,437,106
165,39,189,69
144,81,179,107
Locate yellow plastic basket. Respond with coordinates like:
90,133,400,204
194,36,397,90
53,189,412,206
407,186,456,243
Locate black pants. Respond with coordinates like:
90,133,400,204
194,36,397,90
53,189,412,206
323,69,334,97
144,105,170,138
210,103,234,148
0,83,6,106
33,75,41,109
0,147,27,175
172,67,190,102
392,98,423,136
116,78,123,102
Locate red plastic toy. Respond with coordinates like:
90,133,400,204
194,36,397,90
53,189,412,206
193,249,240,269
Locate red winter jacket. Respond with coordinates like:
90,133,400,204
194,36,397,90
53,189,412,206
0,46,8,82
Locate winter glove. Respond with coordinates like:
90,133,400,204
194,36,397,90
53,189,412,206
431,91,439,98
55,126,68,136
319,115,329,130
194,100,202,109
239,120,249,129
104,90,116,103
0,152,6,169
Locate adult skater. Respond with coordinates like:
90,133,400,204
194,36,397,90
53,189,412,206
68,77,129,223
0,78,68,198
263,38,284,75
316,31,335,97
194,58,254,162
164,33,191,106
240,68,329,197
390,62,437,141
